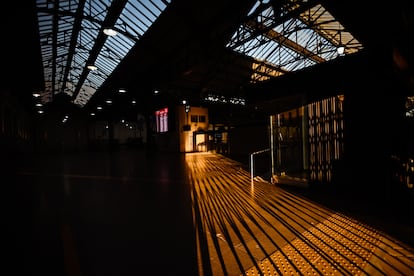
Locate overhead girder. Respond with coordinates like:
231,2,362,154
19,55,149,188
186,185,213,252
60,0,86,97
71,0,129,102
227,0,362,83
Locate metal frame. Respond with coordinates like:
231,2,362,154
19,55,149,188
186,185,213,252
227,0,363,83
36,0,171,107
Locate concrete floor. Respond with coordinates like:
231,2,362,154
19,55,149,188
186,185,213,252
2,148,197,276
2,149,414,275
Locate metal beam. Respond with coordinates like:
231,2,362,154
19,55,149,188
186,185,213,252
71,0,129,101
60,0,87,96
246,19,326,64
51,0,60,100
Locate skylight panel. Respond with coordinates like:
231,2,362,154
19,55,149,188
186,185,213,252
259,6,275,28
228,0,364,83
247,1,262,16
105,35,134,57
84,0,109,21
37,15,51,31
283,54,316,71
73,0,171,106
88,71,106,88
74,86,96,106
119,0,167,37
268,43,291,65
80,21,101,50
63,81,76,96
129,1,158,22
286,20,311,44
256,41,278,60
36,0,171,107
120,9,150,36
93,57,112,77
299,4,363,54
248,37,277,60
98,51,120,70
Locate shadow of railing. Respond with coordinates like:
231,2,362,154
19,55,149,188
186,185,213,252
186,152,414,276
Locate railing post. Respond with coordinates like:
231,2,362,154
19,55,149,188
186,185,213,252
250,148,270,184
250,153,254,184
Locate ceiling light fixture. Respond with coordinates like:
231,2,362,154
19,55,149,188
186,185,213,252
87,64,98,70
337,46,345,55
103,28,117,36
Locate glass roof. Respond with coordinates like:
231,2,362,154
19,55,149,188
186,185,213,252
36,0,171,107
227,0,364,83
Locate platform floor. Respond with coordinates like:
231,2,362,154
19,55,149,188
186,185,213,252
2,149,414,275
186,152,414,275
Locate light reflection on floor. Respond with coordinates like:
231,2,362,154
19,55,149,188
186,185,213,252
186,152,414,275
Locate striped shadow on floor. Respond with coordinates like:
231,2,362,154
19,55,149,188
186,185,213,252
185,152,414,276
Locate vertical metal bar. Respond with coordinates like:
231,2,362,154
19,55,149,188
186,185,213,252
270,115,275,177
250,153,254,184
277,114,282,173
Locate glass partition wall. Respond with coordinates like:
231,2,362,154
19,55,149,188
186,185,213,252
270,95,345,185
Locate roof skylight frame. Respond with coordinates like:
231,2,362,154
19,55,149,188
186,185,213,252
35,0,172,107
227,0,364,83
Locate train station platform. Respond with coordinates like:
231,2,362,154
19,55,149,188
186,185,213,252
186,152,414,275
2,149,414,275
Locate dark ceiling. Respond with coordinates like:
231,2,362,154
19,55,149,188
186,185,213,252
2,0,414,123
90,0,257,110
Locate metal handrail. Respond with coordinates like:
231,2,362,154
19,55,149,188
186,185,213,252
250,148,270,183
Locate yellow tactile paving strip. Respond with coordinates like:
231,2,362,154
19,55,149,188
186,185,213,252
186,152,414,276
246,215,379,275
